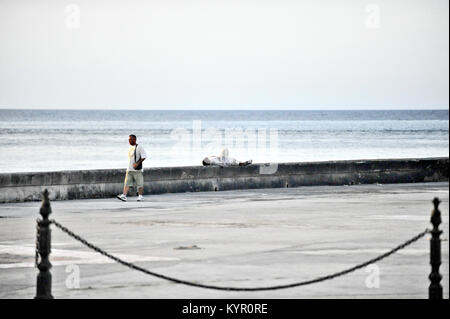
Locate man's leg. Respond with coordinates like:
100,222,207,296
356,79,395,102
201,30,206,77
117,172,132,201
123,171,134,194
239,160,253,166
136,172,144,200
230,158,240,166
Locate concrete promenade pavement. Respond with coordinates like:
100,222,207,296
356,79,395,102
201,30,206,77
0,182,448,299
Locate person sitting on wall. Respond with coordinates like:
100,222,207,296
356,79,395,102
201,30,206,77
202,148,252,167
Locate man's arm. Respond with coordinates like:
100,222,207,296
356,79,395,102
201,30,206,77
133,145,147,169
133,157,146,168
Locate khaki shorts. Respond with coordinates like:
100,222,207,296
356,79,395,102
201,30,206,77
124,171,144,188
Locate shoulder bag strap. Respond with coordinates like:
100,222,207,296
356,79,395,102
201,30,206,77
134,144,138,162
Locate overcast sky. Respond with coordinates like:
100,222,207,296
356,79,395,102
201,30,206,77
0,0,448,110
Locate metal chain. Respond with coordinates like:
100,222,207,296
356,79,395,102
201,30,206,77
50,219,430,292
35,219,41,268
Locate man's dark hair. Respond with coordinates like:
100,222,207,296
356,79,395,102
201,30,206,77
129,134,137,139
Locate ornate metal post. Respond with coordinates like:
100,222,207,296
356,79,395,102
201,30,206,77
429,197,443,299
35,189,53,299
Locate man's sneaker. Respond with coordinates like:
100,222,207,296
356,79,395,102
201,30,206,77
116,194,127,202
137,195,144,202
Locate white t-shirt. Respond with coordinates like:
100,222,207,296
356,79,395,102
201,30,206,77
127,144,147,172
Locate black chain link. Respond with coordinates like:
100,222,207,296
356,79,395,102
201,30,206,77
35,219,40,268
50,219,430,291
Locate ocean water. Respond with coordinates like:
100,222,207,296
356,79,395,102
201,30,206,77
0,109,448,173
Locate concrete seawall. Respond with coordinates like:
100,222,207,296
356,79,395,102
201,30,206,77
0,157,448,203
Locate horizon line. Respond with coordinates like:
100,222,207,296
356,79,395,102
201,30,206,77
0,107,448,111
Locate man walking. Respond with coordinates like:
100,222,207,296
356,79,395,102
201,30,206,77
117,134,147,202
